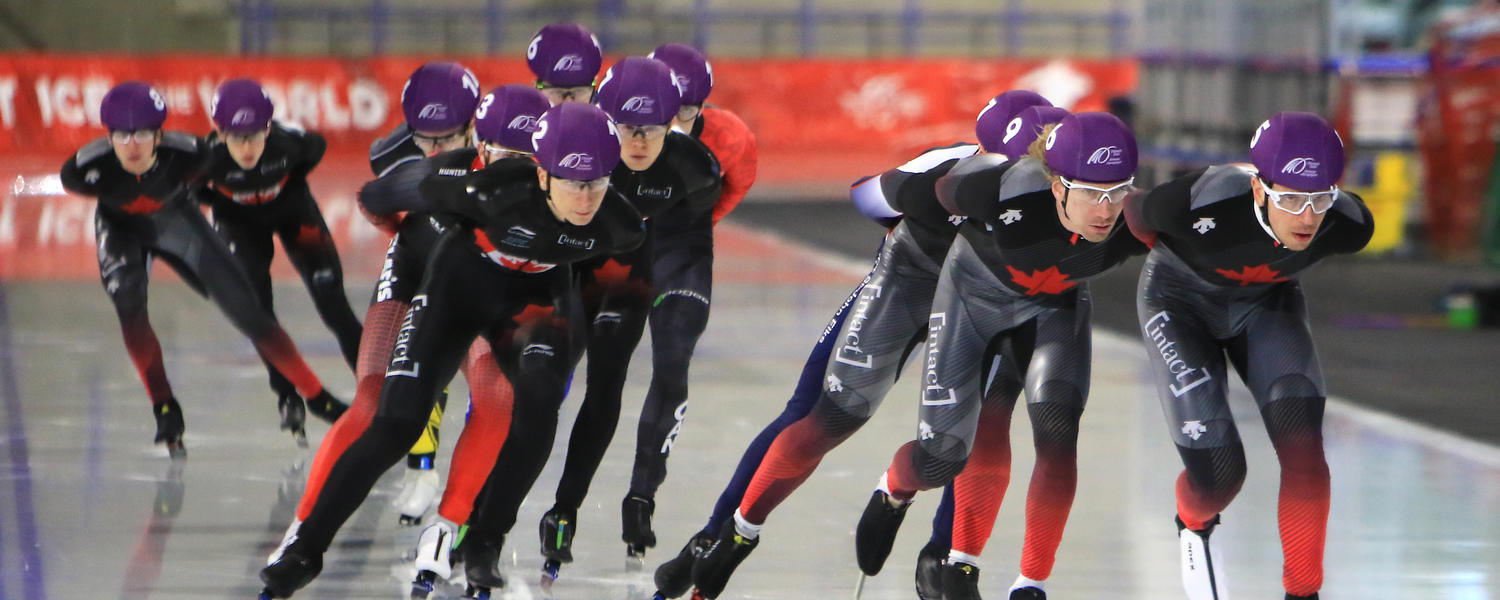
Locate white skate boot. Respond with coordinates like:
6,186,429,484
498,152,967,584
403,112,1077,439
394,468,440,525
413,518,456,590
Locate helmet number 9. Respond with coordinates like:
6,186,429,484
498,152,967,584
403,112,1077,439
475,93,495,120
1002,116,1023,145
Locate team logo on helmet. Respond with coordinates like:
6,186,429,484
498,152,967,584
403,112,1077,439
621,96,656,113
418,103,449,121
674,73,690,92
231,109,258,127
1087,146,1124,166
1281,157,1320,177
1045,123,1062,150
507,115,540,131
558,153,595,170
554,54,584,72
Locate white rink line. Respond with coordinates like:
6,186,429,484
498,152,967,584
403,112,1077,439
725,222,1500,470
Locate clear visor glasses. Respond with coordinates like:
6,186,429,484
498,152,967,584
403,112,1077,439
1262,182,1339,215
617,124,669,140
413,127,469,154
110,130,156,145
537,83,595,104
225,130,269,145
554,176,611,193
1059,176,1135,205
480,142,532,162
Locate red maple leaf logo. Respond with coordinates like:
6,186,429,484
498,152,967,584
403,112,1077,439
1215,264,1289,286
120,195,163,215
1006,265,1077,295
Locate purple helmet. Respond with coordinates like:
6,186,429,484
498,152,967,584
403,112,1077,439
974,90,1051,153
649,43,713,106
474,85,551,152
531,103,621,180
594,57,683,126
100,82,167,131
400,62,481,133
211,79,274,133
1249,111,1345,192
527,23,604,87
998,105,1069,160
1043,112,1138,183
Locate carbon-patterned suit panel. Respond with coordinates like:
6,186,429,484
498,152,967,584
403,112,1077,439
1137,244,1326,449
817,220,945,432
914,235,1093,482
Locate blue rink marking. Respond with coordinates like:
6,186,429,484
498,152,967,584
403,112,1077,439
0,284,44,600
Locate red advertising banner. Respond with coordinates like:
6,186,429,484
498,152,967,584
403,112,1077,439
0,54,1136,280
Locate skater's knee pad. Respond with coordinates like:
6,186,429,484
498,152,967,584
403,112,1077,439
1262,376,1325,438
913,433,970,488
1176,443,1247,496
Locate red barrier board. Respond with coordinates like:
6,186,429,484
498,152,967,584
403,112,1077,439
0,54,1136,280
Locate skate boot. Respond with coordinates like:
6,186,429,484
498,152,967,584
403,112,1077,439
540,506,577,580
260,521,321,599
855,489,911,576
940,562,981,600
462,532,506,599
304,389,347,423
394,467,440,526
1009,586,1047,599
277,393,308,448
690,520,759,599
1285,594,1319,600
152,398,186,459
654,529,715,598
411,519,456,595
1177,515,1230,600
622,492,657,557
915,540,947,600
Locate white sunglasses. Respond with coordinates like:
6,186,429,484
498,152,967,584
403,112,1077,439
1059,176,1135,204
1261,180,1338,215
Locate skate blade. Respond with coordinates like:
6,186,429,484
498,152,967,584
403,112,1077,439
853,572,867,599
463,584,491,599
166,440,187,460
1179,529,1230,600
398,514,424,526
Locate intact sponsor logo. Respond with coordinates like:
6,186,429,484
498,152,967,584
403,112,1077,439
1281,157,1319,178
1193,217,1216,234
386,294,428,378
622,95,656,114
635,184,673,200
920,313,958,406
659,400,689,453
507,114,540,132
558,153,594,170
1086,145,1124,166
417,103,448,121
834,282,883,369
501,225,536,248
1142,311,1213,397
1181,420,1208,441
556,233,595,250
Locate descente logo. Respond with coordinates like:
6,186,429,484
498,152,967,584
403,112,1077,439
622,96,655,113
507,115,540,131
559,153,594,169
1281,157,1319,177
417,103,448,120
1087,146,1123,165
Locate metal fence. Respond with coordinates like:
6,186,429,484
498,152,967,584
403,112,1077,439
234,0,1132,58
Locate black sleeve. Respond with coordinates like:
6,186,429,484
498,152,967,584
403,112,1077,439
58,155,97,197
1321,191,1376,256
942,155,1011,221
602,191,647,254
678,136,724,219
885,166,946,216
1139,168,1203,239
358,158,434,215
291,129,327,179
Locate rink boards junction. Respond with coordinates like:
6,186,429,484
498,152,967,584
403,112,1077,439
1,209,1498,599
